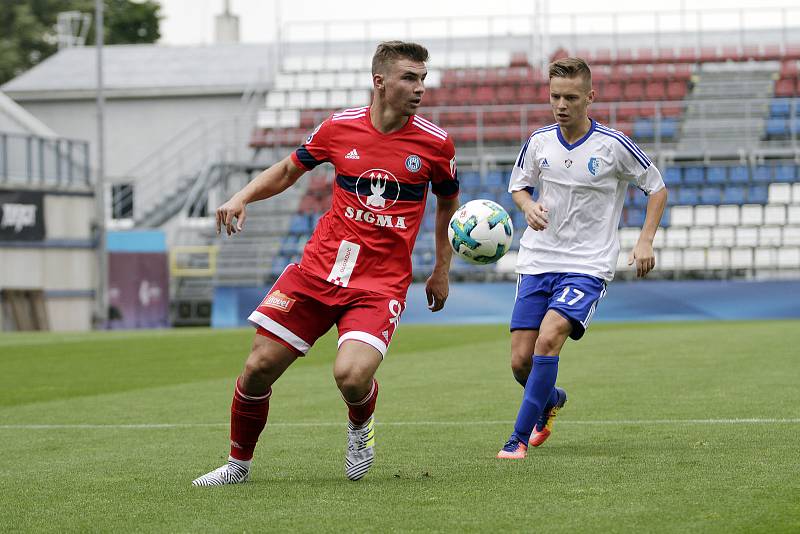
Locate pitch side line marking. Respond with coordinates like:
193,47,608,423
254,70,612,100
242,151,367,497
0,418,799,430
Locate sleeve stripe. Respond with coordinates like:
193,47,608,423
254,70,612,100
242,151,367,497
294,147,324,169
595,125,651,167
594,129,650,169
516,135,533,168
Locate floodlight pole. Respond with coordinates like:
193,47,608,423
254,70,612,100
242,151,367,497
94,0,108,329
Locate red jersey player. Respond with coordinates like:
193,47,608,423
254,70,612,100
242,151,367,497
192,41,460,485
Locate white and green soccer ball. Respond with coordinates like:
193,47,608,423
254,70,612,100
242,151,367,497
448,199,514,265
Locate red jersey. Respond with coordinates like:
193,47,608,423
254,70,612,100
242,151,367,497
289,106,459,299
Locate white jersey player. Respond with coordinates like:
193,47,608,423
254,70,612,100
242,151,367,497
497,57,668,460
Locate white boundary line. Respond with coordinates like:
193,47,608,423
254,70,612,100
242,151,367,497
0,418,798,430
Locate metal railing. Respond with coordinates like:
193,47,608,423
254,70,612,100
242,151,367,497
0,132,90,188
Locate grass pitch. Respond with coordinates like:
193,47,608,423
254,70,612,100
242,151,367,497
1,320,798,533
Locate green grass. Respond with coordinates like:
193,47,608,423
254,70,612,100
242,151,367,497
1,321,799,533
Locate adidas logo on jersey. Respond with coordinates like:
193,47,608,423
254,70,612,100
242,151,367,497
540,158,550,168
345,149,360,159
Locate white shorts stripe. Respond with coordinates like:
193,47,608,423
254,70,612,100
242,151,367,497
248,311,311,353
338,331,388,358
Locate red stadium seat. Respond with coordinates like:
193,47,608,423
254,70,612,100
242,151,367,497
590,107,610,124
616,48,635,64
452,126,478,144
785,44,800,60
526,108,553,125
518,84,539,104
721,45,742,62
638,102,657,117
657,47,676,63
601,82,623,101
495,85,517,104
780,60,799,79
616,102,640,121
452,87,474,105
666,81,688,100
775,78,797,97
623,82,645,100
630,65,651,82
678,47,698,63
473,86,496,105
651,64,672,81
535,83,551,102
660,102,684,118
592,64,611,82
611,64,631,79
575,49,592,62
699,46,719,63
645,82,666,101
762,44,782,61
672,64,693,81
592,49,613,64
510,52,529,67
614,121,633,135
636,48,656,65
742,45,760,61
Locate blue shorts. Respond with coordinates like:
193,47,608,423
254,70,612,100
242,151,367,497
510,272,607,340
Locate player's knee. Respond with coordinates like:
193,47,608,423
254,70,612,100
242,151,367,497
243,345,277,380
534,332,564,356
333,364,372,397
510,350,532,383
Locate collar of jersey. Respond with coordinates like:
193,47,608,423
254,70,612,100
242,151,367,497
556,118,596,151
363,106,416,137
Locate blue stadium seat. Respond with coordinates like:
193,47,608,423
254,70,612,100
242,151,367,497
728,166,749,184
630,190,649,207
747,185,768,204
484,171,506,188
667,186,682,206
790,119,800,135
677,187,699,205
766,118,788,137
497,190,514,208
279,235,296,255
752,165,773,184
682,166,705,185
626,207,646,227
459,171,481,188
660,207,671,227
271,255,290,276
512,210,526,231
663,167,682,186
706,166,727,184
289,214,311,234
660,118,678,139
770,98,791,118
721,185,746,204
699,186,722,205
774,164,796,183
633,119,654,139
422,211,436,232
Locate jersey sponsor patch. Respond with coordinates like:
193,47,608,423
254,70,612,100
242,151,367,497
588,157,601,176
327,240,361,287
261,290,295,312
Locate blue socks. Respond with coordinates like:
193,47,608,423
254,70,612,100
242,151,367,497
512,355,559,444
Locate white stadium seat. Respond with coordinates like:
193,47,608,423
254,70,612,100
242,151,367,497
305,55,325,71
759,226,783,246
730,247,754,269
754,247,778,269
316,72,336,90
658,248,682,269
694,205,717,226
349,89,371,107
706,248,730,269
768,183,792,204
329,90,349,108
670,206,693,227
735,227,759,247
277,110,300,128
287,91,307,108
793,183,800,204
307,90,328,109
265,91,286,109
666,227,688,247
618,228,640,248
256,109,278,129
740,204,764,226
783,226,800,246
467,50,489,67
778,247,800,268
489,50,512,67
283,56,304,72
763,205,787,226
788,205,800,225
688,227,712,247
274,74,295,90
295,73,315,90
446,51,469,68
334,71,358,89
425,69,442,88
325,55,345,71
653,227,666,248
717,205,740,226
683,248,706,270
711,226,735,247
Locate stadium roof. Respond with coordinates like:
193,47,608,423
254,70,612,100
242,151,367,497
1,43,275,100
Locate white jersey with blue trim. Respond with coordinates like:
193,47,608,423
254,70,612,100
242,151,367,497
508,119,665,281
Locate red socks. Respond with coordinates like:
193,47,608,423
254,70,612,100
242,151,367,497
345,379,378,426
229,378,271,461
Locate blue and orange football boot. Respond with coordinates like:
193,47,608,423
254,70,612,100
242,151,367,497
529,387,567,448
496,436,528,459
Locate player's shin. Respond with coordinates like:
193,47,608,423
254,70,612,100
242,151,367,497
229,377,271,461
344,378,378,426
512,355,559,443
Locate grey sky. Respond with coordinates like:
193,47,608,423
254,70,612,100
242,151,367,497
158,0,800,46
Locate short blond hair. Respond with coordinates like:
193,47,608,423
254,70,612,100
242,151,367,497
371,41,429,75
548,57,592,90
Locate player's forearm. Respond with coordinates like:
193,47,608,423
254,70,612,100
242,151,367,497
512,189,534,211
433,196,459,273
639,187,667,243
234,156,303,205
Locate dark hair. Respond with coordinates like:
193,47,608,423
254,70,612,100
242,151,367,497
548,57,592,89
371,41,429,75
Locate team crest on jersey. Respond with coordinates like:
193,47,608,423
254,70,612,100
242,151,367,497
306,122,323,143
405,155,422,172
564,159,573,168
588,157,601,176
356,168,400,212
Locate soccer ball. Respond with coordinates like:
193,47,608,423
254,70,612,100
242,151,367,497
448,199,514,265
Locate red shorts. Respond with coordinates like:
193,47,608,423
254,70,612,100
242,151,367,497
248,264,405,358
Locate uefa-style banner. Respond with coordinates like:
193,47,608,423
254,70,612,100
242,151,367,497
0,190,45,241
